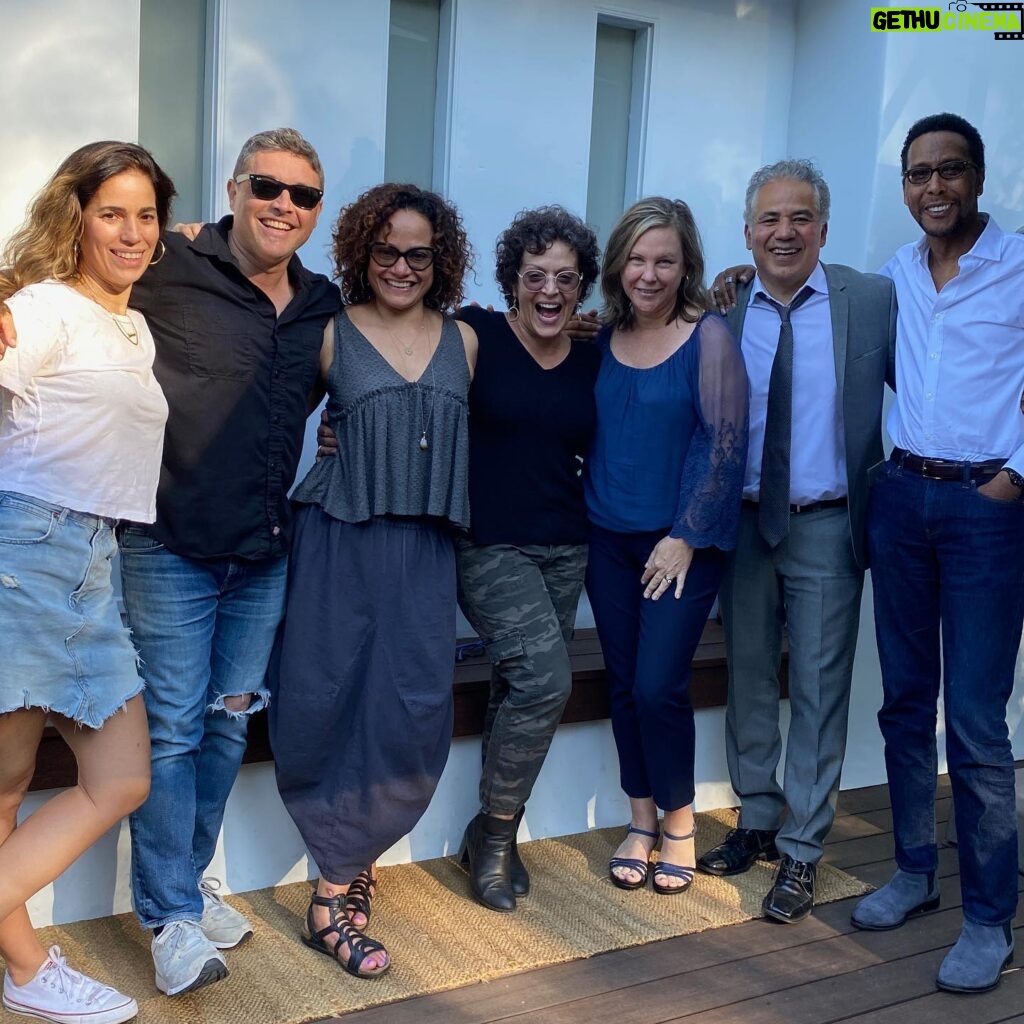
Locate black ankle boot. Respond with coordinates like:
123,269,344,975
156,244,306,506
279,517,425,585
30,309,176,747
458,813,517,912
510,806,529,897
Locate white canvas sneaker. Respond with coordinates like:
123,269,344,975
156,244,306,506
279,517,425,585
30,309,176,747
151,920,228,996
199,877,254,949
2,945,138,1024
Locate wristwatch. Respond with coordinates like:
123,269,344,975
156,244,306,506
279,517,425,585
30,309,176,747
1004,467,1024,489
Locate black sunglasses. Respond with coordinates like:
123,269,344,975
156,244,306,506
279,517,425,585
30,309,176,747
369,242,436,271
234,173,323,210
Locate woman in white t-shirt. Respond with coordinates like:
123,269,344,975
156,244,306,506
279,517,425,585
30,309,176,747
0,141,174,1024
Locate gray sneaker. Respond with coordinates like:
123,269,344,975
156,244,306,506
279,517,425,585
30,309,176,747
3,946,138,1024
152,920,228,996
199,878,254,949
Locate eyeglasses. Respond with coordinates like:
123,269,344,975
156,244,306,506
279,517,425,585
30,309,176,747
517,269,583,293
369,242,436,271
234,174,324,210
902,160,977,186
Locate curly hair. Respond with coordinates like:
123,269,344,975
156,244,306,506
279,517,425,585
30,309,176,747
332,183,471,312
494,206,600,307
0,141,176,303
601,197,710,329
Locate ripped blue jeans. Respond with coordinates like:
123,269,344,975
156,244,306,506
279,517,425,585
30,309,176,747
119,526,286,929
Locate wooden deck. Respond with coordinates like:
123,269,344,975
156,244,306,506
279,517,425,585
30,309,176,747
327,778,1024,1024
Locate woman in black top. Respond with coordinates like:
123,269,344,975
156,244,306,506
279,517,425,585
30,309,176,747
454,207,600,912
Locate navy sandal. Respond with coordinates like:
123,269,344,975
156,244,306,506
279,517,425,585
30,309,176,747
302,893,390,979
609,824,660,890
344,868,377,924
652,827,696,895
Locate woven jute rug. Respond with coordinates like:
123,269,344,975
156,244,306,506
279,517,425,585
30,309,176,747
18,809,870,1023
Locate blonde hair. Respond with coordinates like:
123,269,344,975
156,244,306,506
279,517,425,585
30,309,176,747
600,197,709,329
0,141,175,303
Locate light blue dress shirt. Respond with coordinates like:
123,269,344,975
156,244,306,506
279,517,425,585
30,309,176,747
742,262,847,504
881,214,1024,475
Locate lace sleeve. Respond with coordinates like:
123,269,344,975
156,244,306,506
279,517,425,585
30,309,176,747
671,314,749,550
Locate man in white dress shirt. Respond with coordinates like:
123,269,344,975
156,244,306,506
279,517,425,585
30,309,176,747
851,112,1024,995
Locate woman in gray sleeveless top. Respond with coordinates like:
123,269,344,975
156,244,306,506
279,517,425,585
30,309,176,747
269,184,477,979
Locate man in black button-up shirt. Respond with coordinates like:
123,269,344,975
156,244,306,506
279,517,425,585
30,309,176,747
116,129,339,997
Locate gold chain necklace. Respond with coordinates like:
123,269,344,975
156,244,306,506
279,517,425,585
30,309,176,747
376,306,430,359
77,277,138,345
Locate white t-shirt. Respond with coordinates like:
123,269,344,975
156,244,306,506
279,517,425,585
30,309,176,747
0,280,168,522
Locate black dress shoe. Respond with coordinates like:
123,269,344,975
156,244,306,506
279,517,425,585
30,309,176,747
762,855,816,924
697,827,779,877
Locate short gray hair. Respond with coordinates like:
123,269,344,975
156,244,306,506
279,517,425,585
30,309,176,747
232,128,324,188
743,159,830,226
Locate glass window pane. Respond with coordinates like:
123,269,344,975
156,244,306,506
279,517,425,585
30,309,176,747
138,0,207,224
385,0,441,188
586,23,636,248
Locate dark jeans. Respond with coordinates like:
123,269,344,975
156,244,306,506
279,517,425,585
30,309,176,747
869,461,1024,925
586,524,724,812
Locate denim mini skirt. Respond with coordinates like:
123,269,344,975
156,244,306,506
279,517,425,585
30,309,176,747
0,490,144,728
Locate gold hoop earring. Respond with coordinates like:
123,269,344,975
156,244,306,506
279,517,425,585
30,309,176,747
507,301,520,323
148,240,166,267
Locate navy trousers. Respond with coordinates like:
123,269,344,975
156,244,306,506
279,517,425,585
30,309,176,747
870,461,1024,925
586,525,724,812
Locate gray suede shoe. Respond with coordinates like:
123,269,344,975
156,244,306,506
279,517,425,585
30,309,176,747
851,868,939,930
937,920,1014,993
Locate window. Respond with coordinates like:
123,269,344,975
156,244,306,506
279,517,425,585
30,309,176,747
586,18,651,247
385,0,452,189
138,0,209,224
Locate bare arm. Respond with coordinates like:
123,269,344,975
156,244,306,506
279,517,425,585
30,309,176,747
306,318,334,415
456,319,479,378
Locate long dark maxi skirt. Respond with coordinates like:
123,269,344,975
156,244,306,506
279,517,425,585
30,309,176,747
269,505,456,885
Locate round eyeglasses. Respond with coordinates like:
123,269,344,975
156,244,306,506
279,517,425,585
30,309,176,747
369,242,436,271
902,160,977,186
517,269,583,293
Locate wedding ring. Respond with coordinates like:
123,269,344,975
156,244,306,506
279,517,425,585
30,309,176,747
725,275,734,284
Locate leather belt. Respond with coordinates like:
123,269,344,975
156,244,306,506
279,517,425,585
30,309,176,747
742,497,847,515
890,447,1003,482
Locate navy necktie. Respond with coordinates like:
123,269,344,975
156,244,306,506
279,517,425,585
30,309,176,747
758,286,813,547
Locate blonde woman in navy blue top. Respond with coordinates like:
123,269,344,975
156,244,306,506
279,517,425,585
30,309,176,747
585,198,748,895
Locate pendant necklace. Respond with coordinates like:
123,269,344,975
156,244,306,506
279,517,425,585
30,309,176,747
418,348,437,452
77,277,139,345
372,304,437,452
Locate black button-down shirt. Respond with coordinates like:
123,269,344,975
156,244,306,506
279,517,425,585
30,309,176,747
130,217,340,560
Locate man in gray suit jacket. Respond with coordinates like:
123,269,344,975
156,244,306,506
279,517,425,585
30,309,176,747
697,159,896,923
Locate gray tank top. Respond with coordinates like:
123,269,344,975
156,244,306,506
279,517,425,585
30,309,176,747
291,306,470,527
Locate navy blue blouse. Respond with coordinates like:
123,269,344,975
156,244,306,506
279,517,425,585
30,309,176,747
584,312,748,550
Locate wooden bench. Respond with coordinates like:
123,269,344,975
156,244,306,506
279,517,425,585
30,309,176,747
28,621,787,792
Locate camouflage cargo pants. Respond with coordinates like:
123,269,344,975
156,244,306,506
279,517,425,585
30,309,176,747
455,539,588,816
